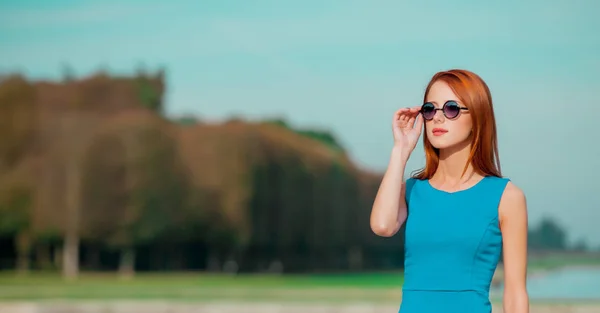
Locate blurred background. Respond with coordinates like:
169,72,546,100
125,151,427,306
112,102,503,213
0,0,599,312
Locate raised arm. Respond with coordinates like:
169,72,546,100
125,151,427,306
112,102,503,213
370,106,423,237
499,182,529,313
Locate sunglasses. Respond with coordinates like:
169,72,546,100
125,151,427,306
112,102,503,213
420,100,468,120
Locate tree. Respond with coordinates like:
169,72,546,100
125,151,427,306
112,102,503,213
528,216,568,251
42,111,103,280
0,76,38,274
0,185,32,274
80,112,188,278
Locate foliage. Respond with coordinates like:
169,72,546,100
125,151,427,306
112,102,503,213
0,73,393,274
172,115,199,126
0,76,37,168
0,187,31,235
528,216,568,251
262,118,346,153
135,78,162,112
296,129,345,153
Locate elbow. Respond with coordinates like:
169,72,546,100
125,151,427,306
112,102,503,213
370,222,397,237
369,210,405,237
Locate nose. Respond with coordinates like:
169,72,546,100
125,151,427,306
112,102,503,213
432,109,445,123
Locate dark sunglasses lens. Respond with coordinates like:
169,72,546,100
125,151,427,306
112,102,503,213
421,103,435,119
444,101,460,118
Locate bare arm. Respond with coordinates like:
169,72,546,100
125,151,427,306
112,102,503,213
370,147,409,237
499,182,529,313
371,106,422,237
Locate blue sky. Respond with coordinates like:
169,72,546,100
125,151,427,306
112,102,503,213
1,0,599,246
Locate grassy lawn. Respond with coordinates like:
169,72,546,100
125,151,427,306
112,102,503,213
1,253,598,303
0,271,405,302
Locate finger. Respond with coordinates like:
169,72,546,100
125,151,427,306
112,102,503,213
399,116,409,129
402,108,420,128
398,107,416,119
394,108,409,121
415,113,424,133
407,114,416,128
406,109,420,125
393,109,408,129
403,106,419,118
402,106,420,117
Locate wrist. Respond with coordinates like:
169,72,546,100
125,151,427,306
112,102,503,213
391,146,409,165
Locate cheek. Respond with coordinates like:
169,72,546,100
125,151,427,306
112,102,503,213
446,113,473,135
442,119,473,141
457,118,473,134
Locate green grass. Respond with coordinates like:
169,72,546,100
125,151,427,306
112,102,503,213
0,271,598,305
0,271,405,302
1,253,599,303
0,271,405,287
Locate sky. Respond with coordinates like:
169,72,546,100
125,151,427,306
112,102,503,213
1,0,599,246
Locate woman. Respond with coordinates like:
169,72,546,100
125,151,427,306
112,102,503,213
370,69,529,313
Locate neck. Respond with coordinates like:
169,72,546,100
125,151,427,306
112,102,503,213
435,139,475,183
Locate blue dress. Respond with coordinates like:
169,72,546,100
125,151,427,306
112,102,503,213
399,176,510,313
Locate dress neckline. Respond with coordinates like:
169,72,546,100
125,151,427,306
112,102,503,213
426,176,488,195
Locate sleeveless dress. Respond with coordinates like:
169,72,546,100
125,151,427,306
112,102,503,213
398,176,510,313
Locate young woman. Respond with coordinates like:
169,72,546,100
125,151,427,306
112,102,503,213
370,69,529,313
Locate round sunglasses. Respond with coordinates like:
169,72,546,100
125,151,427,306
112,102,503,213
420,100,468,120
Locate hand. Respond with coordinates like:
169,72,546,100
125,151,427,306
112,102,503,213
392,106,424,156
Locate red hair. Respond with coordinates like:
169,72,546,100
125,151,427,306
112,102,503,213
412,69,502,179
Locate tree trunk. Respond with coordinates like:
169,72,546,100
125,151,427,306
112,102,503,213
63,159,80,280
61,112,86,280
118,247,135,279
62,233,79,280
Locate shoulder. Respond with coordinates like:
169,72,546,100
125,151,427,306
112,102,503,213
501,181,526,206
498,181,527,223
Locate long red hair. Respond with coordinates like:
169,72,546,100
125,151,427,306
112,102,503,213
412,69,502,179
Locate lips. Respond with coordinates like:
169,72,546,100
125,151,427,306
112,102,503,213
432,128,448,136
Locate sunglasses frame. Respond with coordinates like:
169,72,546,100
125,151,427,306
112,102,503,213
420,100,468,120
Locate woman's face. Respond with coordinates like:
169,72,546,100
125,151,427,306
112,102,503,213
424,80,473,150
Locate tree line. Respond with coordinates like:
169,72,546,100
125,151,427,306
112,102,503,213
0,71,404,280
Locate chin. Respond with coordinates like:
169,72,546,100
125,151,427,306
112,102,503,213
429,139,455,150
427,134,469,150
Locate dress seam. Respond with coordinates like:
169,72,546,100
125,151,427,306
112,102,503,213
469,216,498,291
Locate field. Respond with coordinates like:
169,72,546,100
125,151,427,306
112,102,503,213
0,254,599,313
1,269,599,313
0,271,406,302
2,253,599,302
